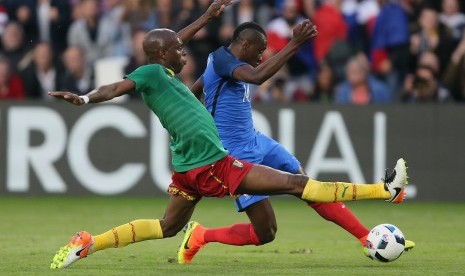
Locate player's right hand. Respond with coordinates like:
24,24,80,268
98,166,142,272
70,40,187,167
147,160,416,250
292,19,318,45
48,91,85,105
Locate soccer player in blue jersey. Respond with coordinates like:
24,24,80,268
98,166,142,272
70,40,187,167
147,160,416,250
178,22,415,264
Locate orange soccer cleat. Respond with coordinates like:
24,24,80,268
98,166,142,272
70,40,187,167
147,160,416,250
178,221,206,265
50,231,94,269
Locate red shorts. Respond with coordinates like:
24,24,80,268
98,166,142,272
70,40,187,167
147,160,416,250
168,155,253,202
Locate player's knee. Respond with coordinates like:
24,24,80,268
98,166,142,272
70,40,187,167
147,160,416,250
257,224,277,245
288,174,309,196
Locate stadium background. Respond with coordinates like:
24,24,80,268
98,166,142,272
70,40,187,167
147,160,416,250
0,0,464,201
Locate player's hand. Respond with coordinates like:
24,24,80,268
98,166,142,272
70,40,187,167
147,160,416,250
48,91,85,105
206,0,233,19
291,19,318,45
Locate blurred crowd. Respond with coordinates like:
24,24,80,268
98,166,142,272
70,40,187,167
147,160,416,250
0,0,464,104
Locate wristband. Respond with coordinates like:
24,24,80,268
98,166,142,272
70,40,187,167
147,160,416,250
79,95,90,104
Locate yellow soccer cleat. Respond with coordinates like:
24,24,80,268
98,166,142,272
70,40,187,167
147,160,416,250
404,240,415,251
50,231,94,269
363,239,415,259
178,221,206,265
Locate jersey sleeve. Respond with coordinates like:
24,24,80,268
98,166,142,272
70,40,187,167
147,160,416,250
125,64,163,94
212,50,247,78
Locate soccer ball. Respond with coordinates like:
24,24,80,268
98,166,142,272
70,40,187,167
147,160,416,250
366,224,405,262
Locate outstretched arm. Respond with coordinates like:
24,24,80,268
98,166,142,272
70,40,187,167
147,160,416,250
177,0,232,44
233,20,318,85
48,79,136,105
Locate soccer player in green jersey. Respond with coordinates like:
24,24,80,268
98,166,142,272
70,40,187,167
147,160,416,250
49,0,409,269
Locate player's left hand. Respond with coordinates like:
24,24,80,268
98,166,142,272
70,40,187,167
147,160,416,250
206,0,233,19
48,91,85,105
292,19,318,45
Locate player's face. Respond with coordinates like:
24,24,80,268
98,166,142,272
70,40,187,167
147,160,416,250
165,37,187,74
244,37,267,67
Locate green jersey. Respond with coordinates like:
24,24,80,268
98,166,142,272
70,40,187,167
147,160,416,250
125,64,228,172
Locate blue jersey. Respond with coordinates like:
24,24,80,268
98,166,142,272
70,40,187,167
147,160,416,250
202,46,301,212
202,47,255,149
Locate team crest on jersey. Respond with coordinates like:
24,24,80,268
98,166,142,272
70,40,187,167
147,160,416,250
233,159,244,168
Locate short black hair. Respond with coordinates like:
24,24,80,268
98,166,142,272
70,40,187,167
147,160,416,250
232,22,266,42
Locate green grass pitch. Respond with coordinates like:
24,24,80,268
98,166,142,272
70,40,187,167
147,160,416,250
1,196,464,275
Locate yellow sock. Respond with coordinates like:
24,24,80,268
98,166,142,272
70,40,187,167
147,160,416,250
91,219,163,253
301,179,390,203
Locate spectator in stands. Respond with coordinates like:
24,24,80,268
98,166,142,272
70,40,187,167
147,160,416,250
155,0,175,29
0,55,25,100
1,0,460,105
265,0,316,99
409,6,456,75
252,75,289,103
338,0,363,53
124,29,146,74
4,0,37,46
121,0,157,34
354,0,379,34
402,64,450,102
313,0,348,64
102,0,132,57
174,0,195,31
274,0,315,18
443,31,465,101
5,0,71,55
400,0,427,29
418,50,440,74
324,33,354,83
267,77,288,103
370,0,410,96
310,61,336,103
67,0,123,66
60,46,93,96
219,0,272,43
20,42,62,100
327,0,377,81
401,50,442,101
439,0,465,41
0,22,33,73
70,0,84,21
335,53,391,104
177,0,222,77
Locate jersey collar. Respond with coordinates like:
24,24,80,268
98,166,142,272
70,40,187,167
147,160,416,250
165,68,175,77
